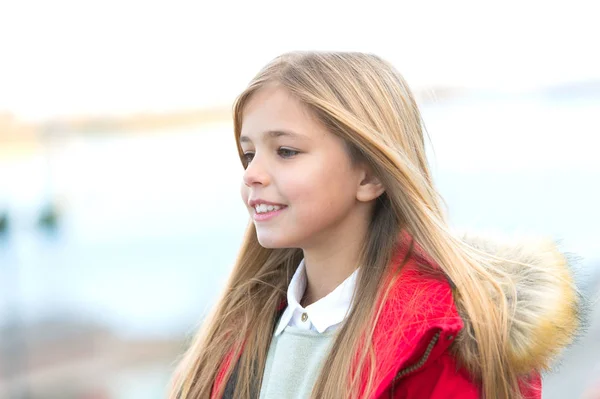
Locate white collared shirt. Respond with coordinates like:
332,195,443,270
274,259,358,336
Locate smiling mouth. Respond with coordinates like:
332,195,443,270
252,204,287,221
254,204,285,214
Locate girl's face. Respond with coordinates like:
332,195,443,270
239,85,374,250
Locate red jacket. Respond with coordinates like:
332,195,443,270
211,232,579,398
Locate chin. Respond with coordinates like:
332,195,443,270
256,236,286,249
255,231,296,249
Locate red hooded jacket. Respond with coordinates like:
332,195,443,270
211,232,580,398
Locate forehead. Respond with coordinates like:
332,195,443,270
240,85,326,142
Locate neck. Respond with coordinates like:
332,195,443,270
301,224,367,307
298,200,376,307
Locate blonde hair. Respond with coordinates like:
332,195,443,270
170,51,523,399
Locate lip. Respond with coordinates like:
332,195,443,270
248,199,287,222
248,199,286,208
253,207,286,222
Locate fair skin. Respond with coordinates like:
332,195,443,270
239,85,384,305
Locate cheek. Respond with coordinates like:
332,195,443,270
284,166,355,209
279,172,314,204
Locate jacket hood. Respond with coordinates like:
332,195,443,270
453,233,584,376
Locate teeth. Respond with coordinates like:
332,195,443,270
255,204,282,213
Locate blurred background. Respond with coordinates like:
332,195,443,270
1,0,599,398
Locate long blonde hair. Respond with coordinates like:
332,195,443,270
170,51,522,399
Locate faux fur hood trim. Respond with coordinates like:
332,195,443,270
454,233,583,375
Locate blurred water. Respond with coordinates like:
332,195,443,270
0,94,599,397
0,123,248,339
0,95,599,338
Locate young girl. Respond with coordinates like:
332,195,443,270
170,52,581,399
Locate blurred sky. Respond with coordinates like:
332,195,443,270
1,0,599,121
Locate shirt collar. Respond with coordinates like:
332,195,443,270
274,259,358,336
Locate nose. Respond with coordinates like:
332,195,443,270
242,154,271,187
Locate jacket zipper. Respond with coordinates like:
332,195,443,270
389,330,441,397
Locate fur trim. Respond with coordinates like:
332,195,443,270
452,233,583,375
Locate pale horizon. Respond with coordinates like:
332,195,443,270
1,0,598,121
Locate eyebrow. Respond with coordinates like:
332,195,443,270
239,129,308,143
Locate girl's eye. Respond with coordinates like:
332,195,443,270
278,148,299,158
241,148,297,168
242,152,254,167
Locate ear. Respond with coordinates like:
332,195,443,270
356,166,385,203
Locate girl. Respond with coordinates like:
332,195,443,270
170,52,581,399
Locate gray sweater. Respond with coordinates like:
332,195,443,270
259,326,336,399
